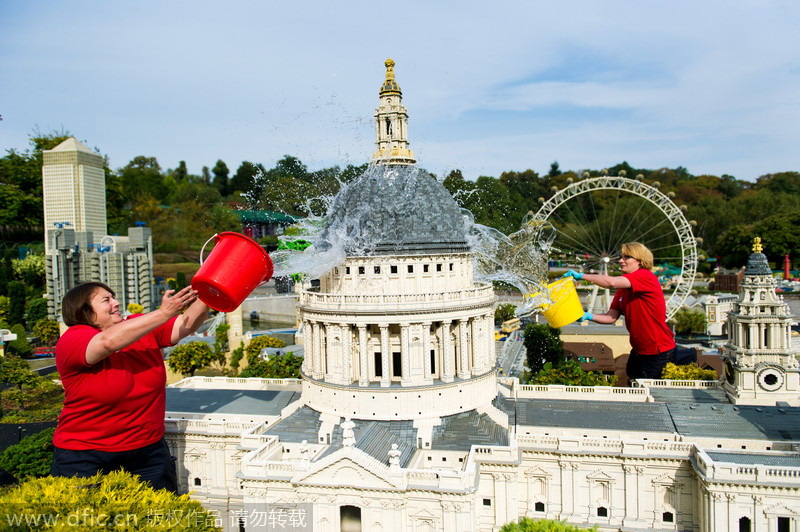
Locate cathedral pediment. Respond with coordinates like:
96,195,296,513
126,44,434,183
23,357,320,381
294,448,402,489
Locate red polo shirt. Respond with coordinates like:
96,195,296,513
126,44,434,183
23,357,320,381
610,268,676,355
53,315,177,451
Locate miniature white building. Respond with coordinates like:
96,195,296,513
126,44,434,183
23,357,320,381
164,61,800,532
722,238,800,406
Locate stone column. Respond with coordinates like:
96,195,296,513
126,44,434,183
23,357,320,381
622,465,645,528
400,323,411,385
471,317,482,375
380,324,390,387
301,320,311,375
341,323,351,384
312,322,323,380
422,322,432,382
324,323,336,382
441,321,454,383
458,319,470,379
358,325,369,386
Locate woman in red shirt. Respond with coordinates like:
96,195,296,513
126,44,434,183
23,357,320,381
51,281,208,492
563,242,676,381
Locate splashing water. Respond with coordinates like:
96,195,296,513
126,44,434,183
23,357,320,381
265,163,556,315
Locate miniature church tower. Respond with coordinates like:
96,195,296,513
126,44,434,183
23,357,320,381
371,58,416,165
722,238,800,405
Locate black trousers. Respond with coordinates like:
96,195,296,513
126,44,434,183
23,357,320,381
50,437,178,493
626,348,675,381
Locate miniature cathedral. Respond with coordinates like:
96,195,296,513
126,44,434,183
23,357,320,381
722,237,800,405
371,58,416,166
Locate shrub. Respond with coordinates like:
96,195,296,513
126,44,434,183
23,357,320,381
495,303,517,325
501,517,598,531
239,352,302,379
24,298,48,326
244,335,286,366
661,362,717,381
0,470,221,530
0,427,54,480
531,359,616,387
229,342,245,373
32,319,59,347
167,341,221,377
523,323,564,374
6,324,33,358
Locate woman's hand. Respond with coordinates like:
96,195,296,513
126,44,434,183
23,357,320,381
160,286,199,318
563,270,583,280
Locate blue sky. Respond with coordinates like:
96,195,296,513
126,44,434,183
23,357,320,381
1,0,798,182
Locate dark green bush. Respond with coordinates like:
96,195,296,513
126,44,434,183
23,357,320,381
0,427,54,479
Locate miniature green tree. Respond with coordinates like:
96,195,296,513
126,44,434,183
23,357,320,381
32,318,59,346
670,307,708,338
523,323,564,374
494,303,517,325
167,341,221,377
244,335,286,366
0,427,54,479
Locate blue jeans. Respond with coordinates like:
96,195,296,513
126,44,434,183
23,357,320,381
50,437,177,493
626,348,675,380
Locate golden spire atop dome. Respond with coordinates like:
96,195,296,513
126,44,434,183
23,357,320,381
753,237,763,254
380,57,402,96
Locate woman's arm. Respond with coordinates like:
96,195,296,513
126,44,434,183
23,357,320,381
84,287,197,365
171,299,210,344
564,270,631,289
587,308,621,324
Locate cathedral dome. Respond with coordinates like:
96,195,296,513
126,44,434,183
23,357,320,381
319,164,469,256
745,252,772,276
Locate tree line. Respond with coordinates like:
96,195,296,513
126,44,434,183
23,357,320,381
2,132,799,267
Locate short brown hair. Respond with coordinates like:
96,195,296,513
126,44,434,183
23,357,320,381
62,282,115,327
621,242,654,270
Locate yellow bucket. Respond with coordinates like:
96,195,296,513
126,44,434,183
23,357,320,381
537,277,583,328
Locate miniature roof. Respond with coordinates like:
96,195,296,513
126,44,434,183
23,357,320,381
48,137,96,154
165,388,299,416
379,58,402,96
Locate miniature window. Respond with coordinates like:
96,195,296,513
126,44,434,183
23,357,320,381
346,267,350,275
374,266,381,274
534,502,545,512
391,265,398,274
423,264,429,272
738,517,751,532
663,512,673,523
597,507,608,517
408,265,414,273
358,266,365,275
449,263,454,271
483,499,491,506
194,477,202,486
436,264,442,272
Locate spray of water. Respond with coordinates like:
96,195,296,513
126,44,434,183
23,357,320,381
263,163,556,315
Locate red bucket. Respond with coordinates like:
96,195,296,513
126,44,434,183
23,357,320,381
192,232,274,312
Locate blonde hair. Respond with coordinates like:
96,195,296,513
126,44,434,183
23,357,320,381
621,242,654,270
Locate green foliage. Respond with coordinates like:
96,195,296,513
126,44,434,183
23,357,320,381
239,352,302,379
6,281,26,328
531,359,616,386
167,341,222,377
0,378,63,422
32,319,59,346
495,303,517,325
670,307,708,337
6,325,33,358
0,295,9,324
501,517,598,531
244,335,286,366
0,354,39,389
212,159,230,196
0,470,221,530
11,254,45,287
25,297,48,326
661,362,717,381
523,323,564,374
229,342,245,373
0,427,55,479
213,322,229,362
